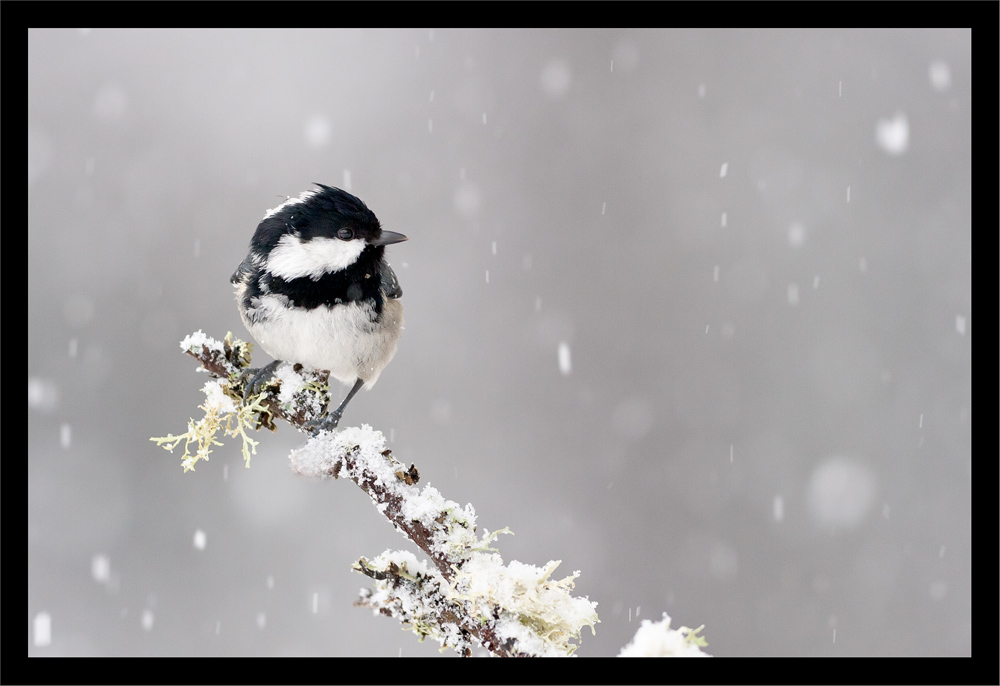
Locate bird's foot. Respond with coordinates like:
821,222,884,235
303,409,343,436
240,360,282,402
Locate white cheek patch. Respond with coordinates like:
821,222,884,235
267,234,366,280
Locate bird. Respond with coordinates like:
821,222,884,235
231,183,406,433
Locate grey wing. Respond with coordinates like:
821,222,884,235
381,259,402,299
231,255,255,284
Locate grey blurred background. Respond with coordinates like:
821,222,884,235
28,29,970,657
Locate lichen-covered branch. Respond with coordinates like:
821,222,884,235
180,330,331,431
150,331,331,470
290,426,599,657
156,331,602,656
353,552,513,657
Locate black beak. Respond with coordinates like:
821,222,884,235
369,230,408,246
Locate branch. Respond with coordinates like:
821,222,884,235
290,426,598,656
157,331,720,657
150,331,331,470
181,330,331,431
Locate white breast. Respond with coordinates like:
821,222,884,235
240,294,403,388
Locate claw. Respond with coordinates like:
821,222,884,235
241,360,282,401
302,376,365,436
303,409,344,436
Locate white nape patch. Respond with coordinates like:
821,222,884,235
267,235,366,280
263,189,320,220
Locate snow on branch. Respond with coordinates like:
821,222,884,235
290,425,599,656
150,331,331,470
152,332,600,656
618,614,711,657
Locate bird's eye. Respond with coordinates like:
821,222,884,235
337,228,354,241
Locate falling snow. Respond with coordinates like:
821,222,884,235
787,283,799,305
807,457,876,529
304,115,331,148
34,613,52,647
788,223,805,247
92,555,111,584
28,377,59,412
558,342,571,375
876,112,909,155
93,83,128,123
540,59,572,99
929,60,951,91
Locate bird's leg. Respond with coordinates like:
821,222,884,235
305,377,365,435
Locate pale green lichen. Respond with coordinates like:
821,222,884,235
447,556,599,656
152,331,329,471
358,545,599,657
150,380,268,471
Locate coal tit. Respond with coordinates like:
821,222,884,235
231,184,406,433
